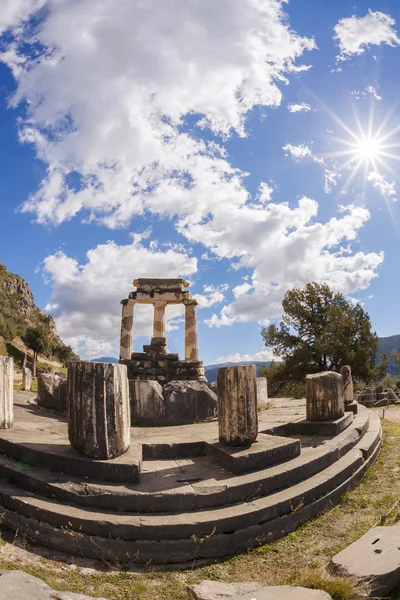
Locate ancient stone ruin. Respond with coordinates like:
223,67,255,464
119,278,217,424
0,295,382,569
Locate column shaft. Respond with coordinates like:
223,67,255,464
120,301,134,361
185,301,198,361
153,302,167,339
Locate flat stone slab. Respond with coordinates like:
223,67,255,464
287,412,353,436
345,401,358,415
187,580,332,599
329,525,400,596
0,570,106,599
205,433,301,474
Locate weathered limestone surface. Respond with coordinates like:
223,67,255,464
187,580,332,600
217,365,258,447
21,367,32,391
329,525,400,597
37,372,67,412
129,379,165,424
67,361,130,459
306,371,344,422
163,380,217,424
0,356,13,429
340,365,354,404
256,377,268,407
120,300,133,361
184,300,199,361
208,381,218,395
0,570,107,599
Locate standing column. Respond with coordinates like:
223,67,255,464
217,364,258,446
0,356,13,429
306,371,344,421
184,300,199,361
67,361,130,459
152,302,167,344
119,300,134,361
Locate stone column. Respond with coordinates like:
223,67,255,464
184,299,199,361
119,300,134,361
306,371,344,422
22,367,32,392
0,357,13,429
67,361,130,459
217,364,258,446
152,302,167,345
340,365,354,405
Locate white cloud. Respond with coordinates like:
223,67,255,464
204,201,384,327
216,349,275,364
283,144,340,193
367,171,398,202
334,10,400,59
351,85,382,101
42,236,197,358
194,284,229,308
232,282,253,299
0,0,315,229
287,102,312,113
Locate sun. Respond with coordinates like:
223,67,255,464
354,135,383,162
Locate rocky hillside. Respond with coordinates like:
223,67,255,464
0,261,76,364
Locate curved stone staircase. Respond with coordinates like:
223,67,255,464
0,398,381,565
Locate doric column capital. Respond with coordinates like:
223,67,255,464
183,299,198,307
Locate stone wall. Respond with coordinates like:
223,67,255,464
122,339,205,385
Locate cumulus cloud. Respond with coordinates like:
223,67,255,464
216,349,275,364
287,102,312,113
0,0,315,229
367,171,398,202
205,201,384,327
351,85,382,101
283,144,340,193
42,236,197,357
334,10,400,59
194,284,229,309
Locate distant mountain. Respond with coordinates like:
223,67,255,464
91,356,119,363
205,361,271,384
378,335,400,376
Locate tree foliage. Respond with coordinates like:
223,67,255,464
261,282,381,396
23,325,51,359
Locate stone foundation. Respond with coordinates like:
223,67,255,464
122,341,205,385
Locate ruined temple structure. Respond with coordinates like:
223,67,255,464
119,278,217,424
120,278,204,383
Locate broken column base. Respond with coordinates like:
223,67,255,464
285,412,353,436
345,400,358,415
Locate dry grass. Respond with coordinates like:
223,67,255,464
0,419,400,599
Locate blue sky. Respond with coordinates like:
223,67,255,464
1,0,400,364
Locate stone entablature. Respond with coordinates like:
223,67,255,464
119,278,203,384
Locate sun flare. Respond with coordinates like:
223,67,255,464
354,135,382,162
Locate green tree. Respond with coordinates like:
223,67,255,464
23,325,51,376
53,343,78,365
261,282,379,396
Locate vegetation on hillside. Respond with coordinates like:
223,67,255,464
0,262,77,367
260,282,386,398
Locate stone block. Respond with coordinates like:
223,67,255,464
306,371,344,422
37,373,67,413
163,380,217,424
208,381,218,395
205,433,300,474
329,525,400,597
67,361,130,460
287,412,353,436
340,364,354,404
0,356,13,429
129,379,166,424
217,365,258,447
187,580,332,600
21,367,32,392
0,570,107,599
256,377,268,407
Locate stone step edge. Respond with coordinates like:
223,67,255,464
0,432,381,565
0,409,370,514
0,420,381,542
